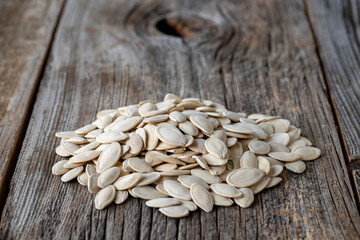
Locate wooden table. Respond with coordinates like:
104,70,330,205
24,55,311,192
0,0,360,239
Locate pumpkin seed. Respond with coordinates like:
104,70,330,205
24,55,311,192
191,169,221,184
96,131,128,144
268,152,301,162
210,183,242,198
265,177,283,188
291,146,321,160
211,192,234,206
52,160,69,175
114,190,129,204
156,125,187,147
234,188,254,208
132,186,167,199
98,167,120,188
205,137,228,159
159,206,189,218
97,142,122,173
285,161,306,173
113,173,142,190
146,198,181,208
164,180,191,200
61,166,83,182
240,151,257,168
95,185,115,210
190,183,214,212
177,175,210,189
226,168,264,188
248,140,270,155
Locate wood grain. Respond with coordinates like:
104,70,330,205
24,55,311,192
1,0,360,239
0,0,65,203
305,0,360,161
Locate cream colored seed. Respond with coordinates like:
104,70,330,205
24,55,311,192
96,131,128,144
190,183,214,212
164,180,191,200
98,167,121,188
210,183,242,198
146,198,181,208
226,168,264,188
95,185,116,210
291,146,321,161
132,186,167,200
191,169,221,184
114,190,129,204
77,172,89,186
52,160,69,175
177,175,210,189
211,192,234,207
88,173,101,194
189,115,214,134
155,125,187,147
61,166,83,182
265,177,283,188
268,152,301,162
97,142,122,173
205,137,228,159
113,173,142,190
234,188,254,208
159,206,189,218
285,161,306,173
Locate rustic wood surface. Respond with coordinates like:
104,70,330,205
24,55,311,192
0,0,65,204
306,0,360,161
0,0,360,239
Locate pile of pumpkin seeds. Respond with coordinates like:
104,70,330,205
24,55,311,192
53,94,321,218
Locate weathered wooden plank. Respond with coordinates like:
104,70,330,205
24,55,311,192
0,0,65,204
305,0,360,161
353,170,360,206
1,0,360,239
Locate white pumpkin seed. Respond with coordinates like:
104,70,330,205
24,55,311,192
114,190,129,204
113,173,142,190
77,172,89,186
159,206,189,218
205,137,228,159
291,146,321,160
137,172,161,186
191,169,221,184
189,115,214,134
285,161,306,173
97,142,122,173
190,183,214,212
226,168,264,188
211,192,234,207
88,173,101,194
164,180,191,200
98,167,121,188
234,188,254,208
132,186,167,199
96,131,128,144
156,125,187,147
268,152,301,162
240,151,257,168
146,198,181,208
52,160,69,175
248,140,270,155
61,166,83,182
210,183,242,198
95,185,115,210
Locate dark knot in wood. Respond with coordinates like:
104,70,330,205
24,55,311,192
155,15,216,39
